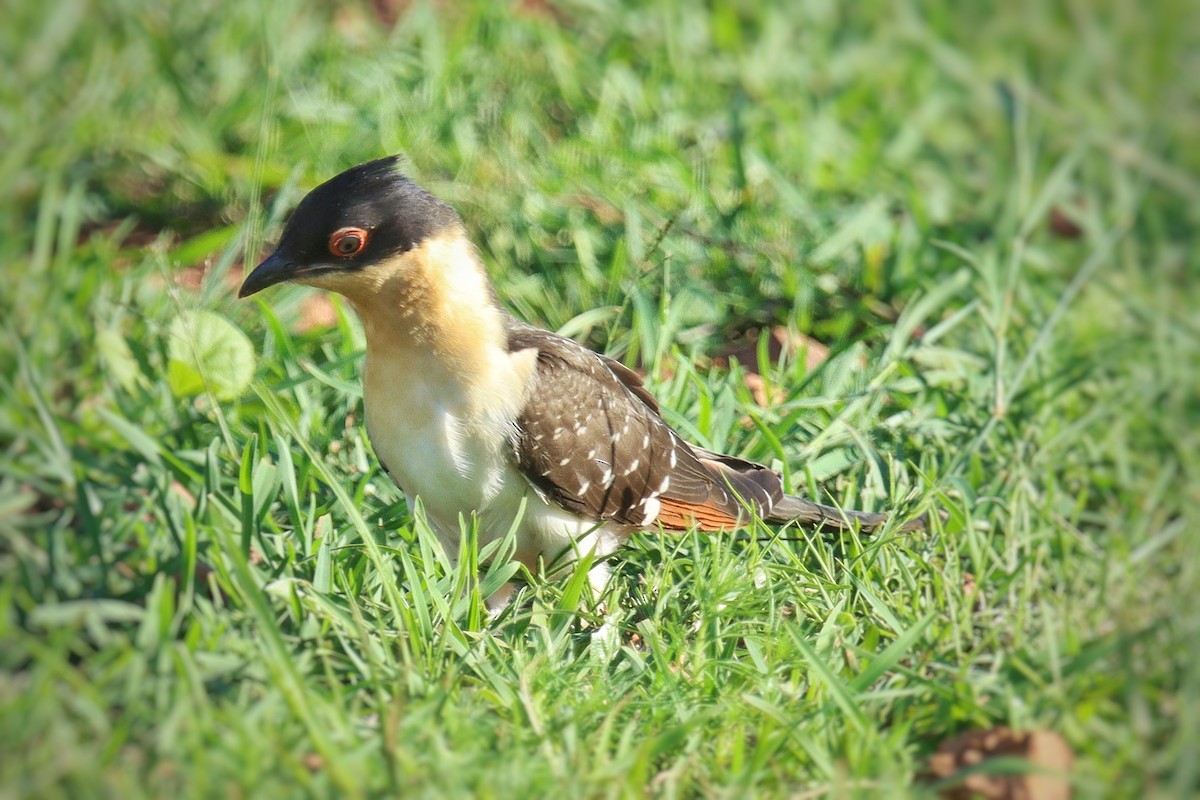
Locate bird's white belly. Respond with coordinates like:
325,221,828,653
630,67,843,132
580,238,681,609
366,398,499,539
363,354,626,570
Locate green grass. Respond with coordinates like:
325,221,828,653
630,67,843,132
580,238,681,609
2,0,1197,796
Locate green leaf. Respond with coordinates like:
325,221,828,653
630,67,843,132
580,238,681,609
167,310,256,401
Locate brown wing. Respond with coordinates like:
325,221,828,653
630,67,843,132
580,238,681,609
506,322,785,530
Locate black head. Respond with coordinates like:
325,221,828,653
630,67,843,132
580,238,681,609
239,156,463,298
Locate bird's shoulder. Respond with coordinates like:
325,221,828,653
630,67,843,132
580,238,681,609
504,320,658,413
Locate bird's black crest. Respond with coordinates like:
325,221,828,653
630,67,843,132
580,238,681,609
274,156,463,268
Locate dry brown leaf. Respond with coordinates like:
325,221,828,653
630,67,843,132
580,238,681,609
716,327,833,407
516,0,570,25
715,326,831,375
1048,205,1083,240
742,372,784,407
927,727,1073,800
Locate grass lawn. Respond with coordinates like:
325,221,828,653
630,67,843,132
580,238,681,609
2,0,1196,796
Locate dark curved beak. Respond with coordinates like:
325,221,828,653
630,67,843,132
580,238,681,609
239,251,296,298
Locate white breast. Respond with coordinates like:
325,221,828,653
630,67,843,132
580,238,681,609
363,346,506,537
362,344,628,574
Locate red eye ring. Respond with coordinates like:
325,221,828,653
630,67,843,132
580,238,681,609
329,227,368,258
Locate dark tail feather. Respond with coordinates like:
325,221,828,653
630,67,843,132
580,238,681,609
690,446,927,533
767,494,926,533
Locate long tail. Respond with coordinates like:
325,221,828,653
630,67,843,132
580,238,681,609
766,494,926,532
688,445,927,533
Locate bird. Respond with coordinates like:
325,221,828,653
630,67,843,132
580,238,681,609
239,156,924,604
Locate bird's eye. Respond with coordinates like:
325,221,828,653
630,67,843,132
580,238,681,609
329,227,368,258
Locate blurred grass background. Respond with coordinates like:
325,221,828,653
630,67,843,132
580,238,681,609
1,0,1197,797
